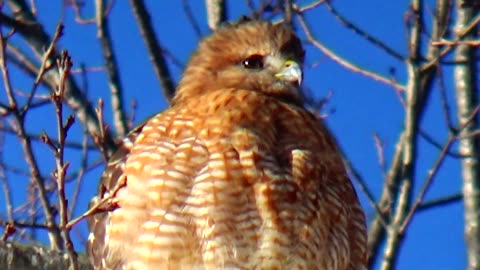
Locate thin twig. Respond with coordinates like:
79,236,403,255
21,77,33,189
283,0,293,28
68,127,89,218
344,156,389,230
436,65,455,131
95,0,128,138
50,50,78,269
323,1,404,61
296,13,405,92
417,193,463,211
292,0,326,13
400,135,456,232
182,0,203,38
419,129,466,158
69,0,96,24
0,125,98,149
0,219,52,230
93,99,110,162
432,39,480,46
22,23,64,115
373,133,387,180
66,175,126,229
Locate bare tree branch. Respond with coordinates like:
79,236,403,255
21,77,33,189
454,2,480,269
417,193,463,211
129,0,176,101
182,0,203,38
94,0,128,138
380,2,423,268
367,1,452,266
206,0,226,30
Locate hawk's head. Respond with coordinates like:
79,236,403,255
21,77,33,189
174,19,305,105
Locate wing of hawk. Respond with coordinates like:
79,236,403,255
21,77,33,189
87,19,367,270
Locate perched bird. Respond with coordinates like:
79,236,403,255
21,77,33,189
87,19,367,270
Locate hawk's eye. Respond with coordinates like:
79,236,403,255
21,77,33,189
242,54,264,69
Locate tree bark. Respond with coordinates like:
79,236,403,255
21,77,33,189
454,1,480,269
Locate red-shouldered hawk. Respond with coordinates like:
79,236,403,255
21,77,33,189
87,19,367,270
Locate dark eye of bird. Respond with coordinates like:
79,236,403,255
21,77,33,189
242,54,264,69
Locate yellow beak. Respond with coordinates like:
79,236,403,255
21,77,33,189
275,60,302,86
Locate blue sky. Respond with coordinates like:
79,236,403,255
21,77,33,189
0,1,465,269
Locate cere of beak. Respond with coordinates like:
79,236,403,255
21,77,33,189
275,60,302,86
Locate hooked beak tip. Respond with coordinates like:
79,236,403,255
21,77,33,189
275,60,302,86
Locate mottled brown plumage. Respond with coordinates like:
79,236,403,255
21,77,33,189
87,20,367,270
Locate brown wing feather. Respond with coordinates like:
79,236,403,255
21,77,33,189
87,123,145,270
